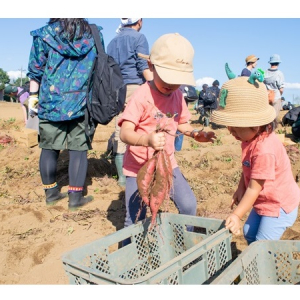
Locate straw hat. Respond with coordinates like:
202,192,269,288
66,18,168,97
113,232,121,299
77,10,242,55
245,55,259,63
211,76,276,127
138,33,196,86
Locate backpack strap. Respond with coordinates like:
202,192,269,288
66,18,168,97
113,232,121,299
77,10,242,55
90,24,106,57
16,88,26,100
84,24,104,141
89,24,107,80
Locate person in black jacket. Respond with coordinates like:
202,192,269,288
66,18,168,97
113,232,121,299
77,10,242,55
199,80,220,126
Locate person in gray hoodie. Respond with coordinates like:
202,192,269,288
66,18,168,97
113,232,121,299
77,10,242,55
263,54,285,118
27,18,104,209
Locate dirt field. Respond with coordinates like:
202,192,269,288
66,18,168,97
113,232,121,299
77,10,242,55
0,101,300,285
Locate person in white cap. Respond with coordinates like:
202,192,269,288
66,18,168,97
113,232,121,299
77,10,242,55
241,54,259,77
211,75,299,243
118,33,216,243
263,54,285,118
107,18,153,187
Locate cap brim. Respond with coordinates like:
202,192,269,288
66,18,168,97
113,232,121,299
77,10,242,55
138,53,150,60
155,65,196,86
247,58,259,63
138,52,196,86
211,106,276,127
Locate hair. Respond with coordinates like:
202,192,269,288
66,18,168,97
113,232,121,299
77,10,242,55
246,61,255,66
48,18,91,41
258,119,277,135
270,63,279,67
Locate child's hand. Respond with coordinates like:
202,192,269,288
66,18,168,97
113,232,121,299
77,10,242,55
194,131,216,143
225,213,241,235
148,131,166,151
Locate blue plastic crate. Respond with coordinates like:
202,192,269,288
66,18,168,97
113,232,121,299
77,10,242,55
211,240,300,285
61,213,232,285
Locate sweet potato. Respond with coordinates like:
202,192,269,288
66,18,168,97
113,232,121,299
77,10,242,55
149,150,173,224
136,146,173,225
162,149,173,184
137,155,157,206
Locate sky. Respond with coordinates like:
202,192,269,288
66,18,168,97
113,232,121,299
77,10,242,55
1,1,300,106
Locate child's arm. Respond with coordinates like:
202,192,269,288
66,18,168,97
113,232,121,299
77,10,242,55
120,120,166,150
177,123,216,143
225,178,264,235
231,174,246,209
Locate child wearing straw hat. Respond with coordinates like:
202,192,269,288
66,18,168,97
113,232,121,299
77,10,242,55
118,33,216,239
211,75,300,244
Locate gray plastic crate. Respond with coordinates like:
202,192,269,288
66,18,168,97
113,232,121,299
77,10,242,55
61,213,232,285
211,240,300,285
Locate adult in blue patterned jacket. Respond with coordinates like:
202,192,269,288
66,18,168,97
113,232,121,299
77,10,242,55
27,18,104,210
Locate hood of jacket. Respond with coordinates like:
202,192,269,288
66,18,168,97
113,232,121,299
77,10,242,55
30,22,101,58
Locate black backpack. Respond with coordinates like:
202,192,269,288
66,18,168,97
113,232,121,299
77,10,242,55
203,87,217,105
85,24,126,137
282,106,300,126
292,115,300,138
181,85,198,103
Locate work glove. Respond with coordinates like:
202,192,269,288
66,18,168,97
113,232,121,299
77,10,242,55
28,95,39,116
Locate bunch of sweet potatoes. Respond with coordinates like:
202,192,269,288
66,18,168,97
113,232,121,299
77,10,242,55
136,149,173,224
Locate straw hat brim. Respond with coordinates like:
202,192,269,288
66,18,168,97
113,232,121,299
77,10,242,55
211,105,276,127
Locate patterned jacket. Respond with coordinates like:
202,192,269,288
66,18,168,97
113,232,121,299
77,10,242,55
27,21,104,121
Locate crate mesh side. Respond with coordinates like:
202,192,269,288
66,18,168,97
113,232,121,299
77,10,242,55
272,251,293,284
244,255,260,284
170,222,186,256
119,230,162,281
208,229,216,235
206,240,230,278
219,240,229,270
167,273,179,285
207,248,217,277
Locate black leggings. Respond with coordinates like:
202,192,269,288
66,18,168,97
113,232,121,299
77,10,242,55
39,149,87,187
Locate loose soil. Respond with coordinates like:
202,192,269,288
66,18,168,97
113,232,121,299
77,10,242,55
0,101,300,284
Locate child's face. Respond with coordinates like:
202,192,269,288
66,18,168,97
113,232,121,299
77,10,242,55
227,126,260,142
149,63,180,95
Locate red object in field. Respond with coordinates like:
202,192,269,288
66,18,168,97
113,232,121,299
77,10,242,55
0,135,13,145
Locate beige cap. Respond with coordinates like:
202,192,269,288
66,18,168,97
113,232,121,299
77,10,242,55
211,77,276,127
245,55,259,63
139,33,196,86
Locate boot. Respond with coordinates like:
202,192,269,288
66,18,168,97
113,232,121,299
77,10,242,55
68,192,94,211
45,187,67,206
114,153,126,187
